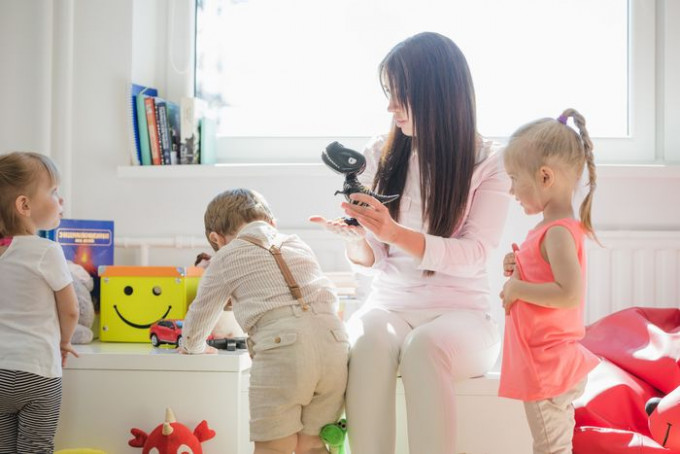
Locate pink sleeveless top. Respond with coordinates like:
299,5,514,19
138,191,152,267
499,218,599,401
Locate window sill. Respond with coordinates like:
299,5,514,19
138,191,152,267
117,163,680,179
117,162,330,178
596,163,680,178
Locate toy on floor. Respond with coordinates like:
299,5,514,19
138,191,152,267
128,408,216,454
322,141,399,226
320,418,347,454
646,386,680,450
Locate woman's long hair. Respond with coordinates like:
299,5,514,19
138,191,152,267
375,32,477,243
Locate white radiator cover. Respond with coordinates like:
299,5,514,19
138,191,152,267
585,230,680,324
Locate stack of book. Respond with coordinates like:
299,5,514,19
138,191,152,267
129,83,217,166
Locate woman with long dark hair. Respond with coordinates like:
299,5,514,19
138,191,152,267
311,31,511,454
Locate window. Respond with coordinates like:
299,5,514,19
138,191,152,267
190,0,658,163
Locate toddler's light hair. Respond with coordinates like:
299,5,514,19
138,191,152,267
203,188,275,251
0,151,60,238
505,108,597,239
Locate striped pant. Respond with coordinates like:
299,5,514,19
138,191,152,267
0,369,62,454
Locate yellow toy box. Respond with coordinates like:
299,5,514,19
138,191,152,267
98,266,203,343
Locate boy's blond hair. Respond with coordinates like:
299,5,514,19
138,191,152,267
0,151,60,237
204,188,275,251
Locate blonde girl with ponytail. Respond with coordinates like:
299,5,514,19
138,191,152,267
498,109,601,454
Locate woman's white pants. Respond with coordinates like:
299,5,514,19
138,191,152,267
345,305,500,454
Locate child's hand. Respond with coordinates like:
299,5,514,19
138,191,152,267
60,341,79,367
503,252,516,276
177,345,218,355
503,243,520,276
309,215,366,243
500,268,520,315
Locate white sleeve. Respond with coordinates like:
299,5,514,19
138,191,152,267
417,155,511,276
349,136,390,274
39,242,73,291
181,257,234,354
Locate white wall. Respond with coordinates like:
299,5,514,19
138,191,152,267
1,0,680,306
0,0,53,155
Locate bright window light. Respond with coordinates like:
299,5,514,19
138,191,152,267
196,0,627,140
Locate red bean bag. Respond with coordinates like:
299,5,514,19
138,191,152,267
648,386,680,452
581,307,680,394
574,358,660,436
573,426,669,454
573,307,680,454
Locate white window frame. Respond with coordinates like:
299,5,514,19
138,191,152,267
163,0,677,165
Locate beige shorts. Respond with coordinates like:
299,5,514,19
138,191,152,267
247,302,349,442
523,378,588,454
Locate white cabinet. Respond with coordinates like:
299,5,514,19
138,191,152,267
55,342,251,454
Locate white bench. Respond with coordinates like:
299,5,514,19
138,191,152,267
238,371,532,454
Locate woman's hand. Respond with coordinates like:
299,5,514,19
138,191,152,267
341,193,401,244
309,211,376,267
308,215,366,243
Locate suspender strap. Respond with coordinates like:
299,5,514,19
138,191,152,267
240,235,310,311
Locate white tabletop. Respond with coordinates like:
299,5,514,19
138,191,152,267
65,341,251,372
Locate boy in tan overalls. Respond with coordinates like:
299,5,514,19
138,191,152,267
181,188,349,454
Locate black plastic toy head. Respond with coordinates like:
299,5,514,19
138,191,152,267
322,141,366,176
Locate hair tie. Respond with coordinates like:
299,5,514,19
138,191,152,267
557,114,568,125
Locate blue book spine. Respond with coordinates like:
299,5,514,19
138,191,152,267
130,84,158,165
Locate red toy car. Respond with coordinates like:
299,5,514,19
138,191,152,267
149,319,247,350
149,319,185,347
149,319,218,348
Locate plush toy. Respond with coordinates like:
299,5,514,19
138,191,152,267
68,261,95,344
646,386,680,451
211,302,245,338
128,408,216,454
320,418,347,454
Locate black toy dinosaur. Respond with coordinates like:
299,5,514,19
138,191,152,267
322,141,399,225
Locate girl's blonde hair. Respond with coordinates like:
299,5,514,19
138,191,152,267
505,108,597,239
0,151,60,238
203,188,275,251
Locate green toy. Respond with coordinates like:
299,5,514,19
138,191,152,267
320,418,347,454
